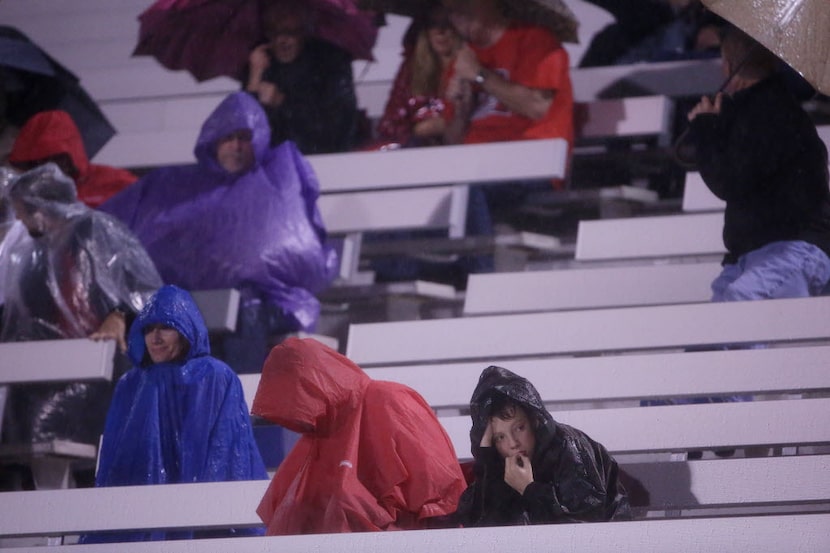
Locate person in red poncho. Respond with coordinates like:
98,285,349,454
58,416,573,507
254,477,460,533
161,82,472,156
8,110,136,208
252,337,466,534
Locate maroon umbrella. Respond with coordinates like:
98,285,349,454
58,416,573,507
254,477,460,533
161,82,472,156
134,0,379,82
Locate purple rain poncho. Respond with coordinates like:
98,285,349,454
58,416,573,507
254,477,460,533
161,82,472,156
100,92,338,331
81,285,267,543
1,164,162,446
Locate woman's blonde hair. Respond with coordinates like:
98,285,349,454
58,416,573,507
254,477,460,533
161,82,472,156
410,8,461,97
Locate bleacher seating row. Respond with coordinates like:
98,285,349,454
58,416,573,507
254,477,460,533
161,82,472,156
4,1,830,550
3,296,829,546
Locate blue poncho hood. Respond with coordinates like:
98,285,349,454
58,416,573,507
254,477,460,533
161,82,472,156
100,92,338,331
127,284,210,366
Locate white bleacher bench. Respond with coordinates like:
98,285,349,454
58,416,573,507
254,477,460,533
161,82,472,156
309,139,569,193
313,139,569,286
0,339,115,386
347,295,830,367
681,171,725,212
2,511,829,553
190,289,241,333
0,339,116,489
576,95,675,148
575,211,725,262
359,345,830,411
4,343,829,546
570,58,724,102
463,261,721,315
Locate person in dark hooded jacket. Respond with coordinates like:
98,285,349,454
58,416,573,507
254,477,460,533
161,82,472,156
455,366,630,526
686,26,830,301
80,284,267,543
8,110,136,208
100,91,338,374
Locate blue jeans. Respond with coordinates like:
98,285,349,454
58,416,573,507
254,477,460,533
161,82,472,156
643,240,830,407
711,240,830,301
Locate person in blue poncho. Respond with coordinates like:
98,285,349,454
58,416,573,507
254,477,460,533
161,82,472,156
100,92,338,373
80,284,267,543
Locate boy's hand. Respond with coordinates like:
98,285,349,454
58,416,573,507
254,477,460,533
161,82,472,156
504,453,533,495
688,92,722,121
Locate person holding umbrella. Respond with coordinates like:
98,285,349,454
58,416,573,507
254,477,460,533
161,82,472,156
685,26,830,303
244,0,361,154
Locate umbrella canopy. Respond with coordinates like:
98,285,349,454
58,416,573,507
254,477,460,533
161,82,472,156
358,0,579,43
134,0,379,83
0,26,116,159
701,0,829,95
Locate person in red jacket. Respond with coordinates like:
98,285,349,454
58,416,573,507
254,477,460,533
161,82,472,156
252,337,466,534
7,110,136,208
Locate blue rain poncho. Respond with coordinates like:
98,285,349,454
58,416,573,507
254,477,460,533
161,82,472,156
82,285,267,542
100,92,338,332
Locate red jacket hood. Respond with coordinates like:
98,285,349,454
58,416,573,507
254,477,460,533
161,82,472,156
8,111,137,207
9,111,90,175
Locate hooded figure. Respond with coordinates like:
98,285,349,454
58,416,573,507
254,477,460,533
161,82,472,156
455,366,630,526
1,163,162,447
252,337,466,535
100,92,337,372
80,285,267,543
8,110,137,208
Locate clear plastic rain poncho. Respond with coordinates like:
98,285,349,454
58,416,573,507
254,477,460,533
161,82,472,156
1,163,162,445
80,285,267,543
100,92,338,332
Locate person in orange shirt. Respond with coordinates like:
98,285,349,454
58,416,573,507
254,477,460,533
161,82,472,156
8,111,136,208
442,0,574,150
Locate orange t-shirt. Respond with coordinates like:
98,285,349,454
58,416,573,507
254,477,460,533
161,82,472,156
462,25,574,148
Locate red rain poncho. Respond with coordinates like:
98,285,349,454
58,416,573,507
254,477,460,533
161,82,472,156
252,338,466,534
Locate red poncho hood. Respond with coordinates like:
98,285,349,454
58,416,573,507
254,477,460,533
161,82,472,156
8,111,136,207
252,337,465,535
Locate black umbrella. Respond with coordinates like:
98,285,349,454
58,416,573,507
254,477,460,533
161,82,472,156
0,26,116,159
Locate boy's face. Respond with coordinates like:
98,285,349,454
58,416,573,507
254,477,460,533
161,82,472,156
490,407,536,459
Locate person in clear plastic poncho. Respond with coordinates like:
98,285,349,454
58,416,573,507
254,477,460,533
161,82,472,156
101,92,338,373
455,366,630,526
0,163,162,456
80,284,267,543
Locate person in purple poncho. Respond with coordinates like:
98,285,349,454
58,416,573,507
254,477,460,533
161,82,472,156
100,92,338,374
